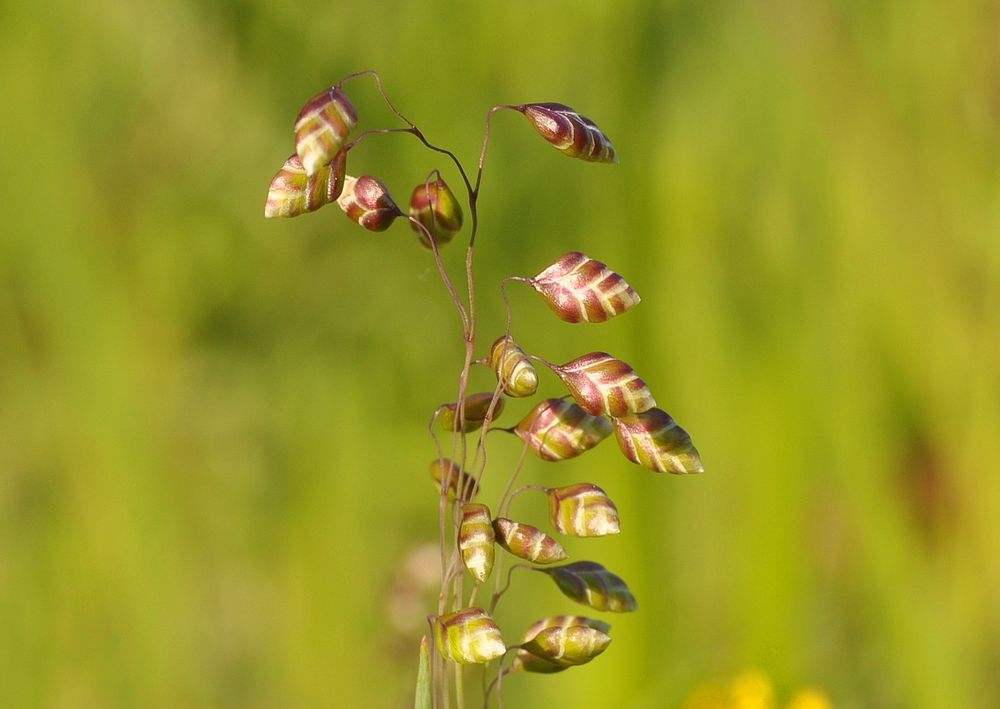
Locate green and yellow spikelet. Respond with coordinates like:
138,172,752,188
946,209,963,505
547,483,620,537
489,336,538,398
459,503,495,583
433,608,506,664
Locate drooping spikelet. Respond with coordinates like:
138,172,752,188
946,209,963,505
489,336,538,398
551,352,656,418
264,151,347,218
513,399,612,462
459,503,495,583
540,561,638,613
439,392,504,433
546,483,620,537
529,252,640,323
433,608,506,664
408,176,463,249
612,408,704,474
493,518,568,564
294,86,358,176
518,103,617,163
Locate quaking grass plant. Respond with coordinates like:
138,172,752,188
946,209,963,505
264,71,704,708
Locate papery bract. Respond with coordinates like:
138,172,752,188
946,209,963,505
540,561,638,613
294,86,358,176
530,252,640,323
613,408,704,474
518,103,617,163
433,608,506,664
459,503,495,583
547,483,620,537
513,399,612,462
493,518,568,564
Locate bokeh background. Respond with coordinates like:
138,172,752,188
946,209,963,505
3,1,999,707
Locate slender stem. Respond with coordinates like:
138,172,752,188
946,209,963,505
489,564,528,614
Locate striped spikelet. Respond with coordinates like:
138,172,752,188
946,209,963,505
294,86,357,176
518,103,617,163
493,518,568,564
459,503,495,583
513,399,613,462
337,175,402,232
510,615,612,674
613,408,704,474
529,252,640,323
433,608,506,664
489,336,538,398
552,352,655,418
264,152,348,218
540,561,638,613
547,483,620,537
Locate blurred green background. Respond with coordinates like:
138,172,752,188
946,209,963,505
2,0,999,707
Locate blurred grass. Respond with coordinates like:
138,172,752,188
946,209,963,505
2,0,1000,707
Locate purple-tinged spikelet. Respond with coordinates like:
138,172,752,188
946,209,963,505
489,336,538,398
294,86,358,176
546,483,620,537
433,608,506,664
409,176,463,249
493,518,568,564
337,175,402,232
613,408,704,474
540,561,638,613
530,252,640,323
459,503,495,583
552,352,656,418
518,103,617,163
513,399,612,462
264,152,348,218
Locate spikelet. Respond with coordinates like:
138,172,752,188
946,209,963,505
429,458,478,500
540,561,638,613
546,483,620,537
518,103,617,163
552,352,656,418
493,518,568,564
529,252,640,323
439,392,504,433
513,399,612,462
520,625,612,668
336,175,402,232
509,616,612,674
409,176,463,249
489,336,538,398
294,86,358,175
459,503,495,583
264,152,347,218
433,608,506,664
613,408,704,474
